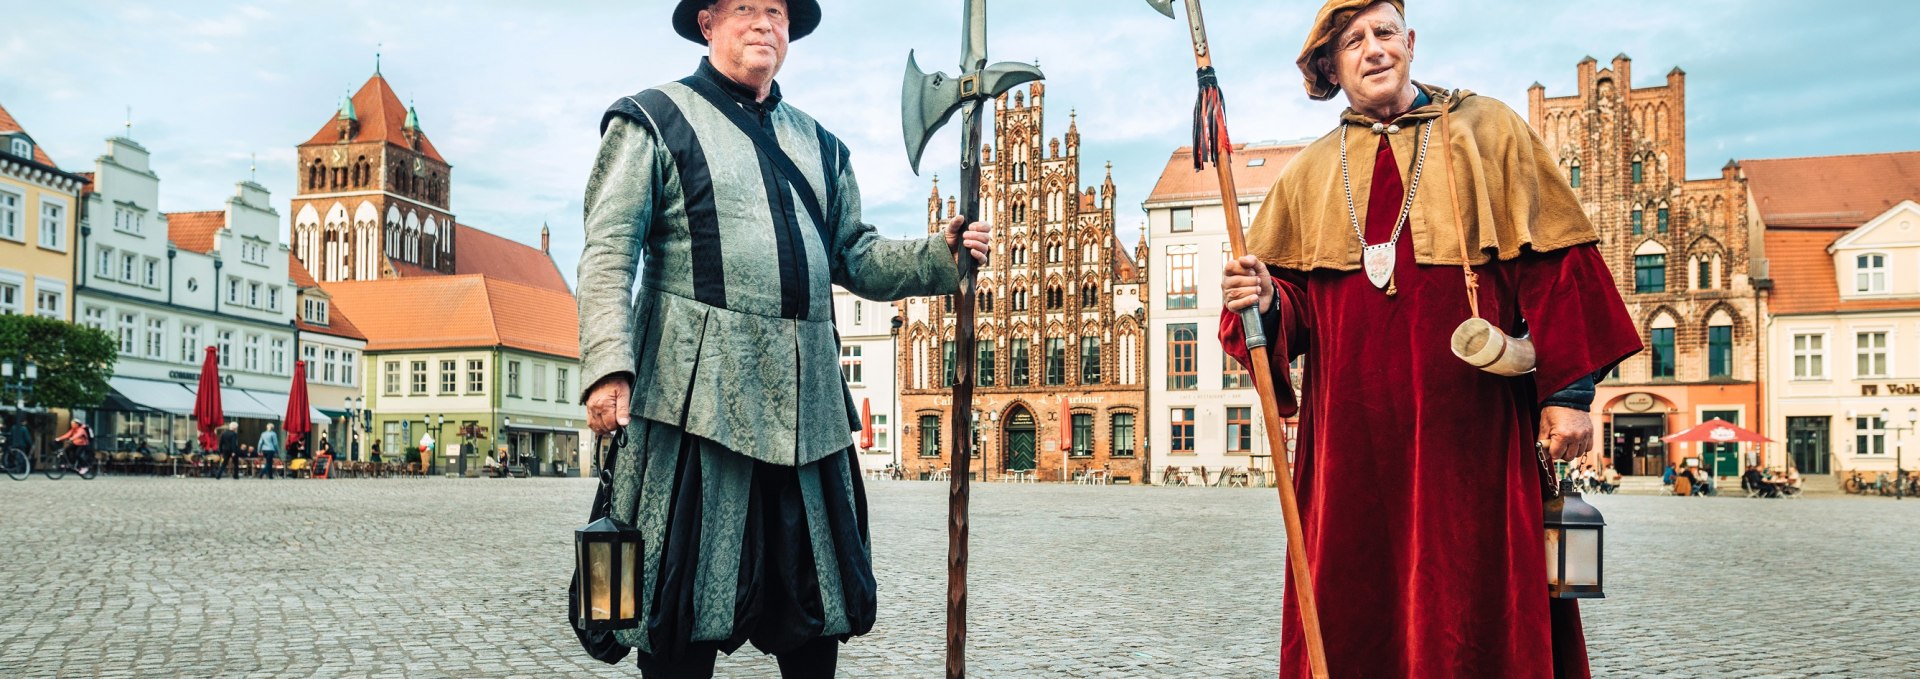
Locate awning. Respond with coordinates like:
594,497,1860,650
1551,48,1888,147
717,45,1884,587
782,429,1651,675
107,376,196,416
216,387,277,419
243,389,331,424
502,422,586,435
317,408,350,421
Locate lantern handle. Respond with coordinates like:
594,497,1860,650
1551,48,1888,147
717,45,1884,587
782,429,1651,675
595,427,628,516
1535,441,1560,500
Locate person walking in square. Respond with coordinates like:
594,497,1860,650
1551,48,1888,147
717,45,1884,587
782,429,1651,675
256,423,281,479
215,422,242,480
576,2,990,675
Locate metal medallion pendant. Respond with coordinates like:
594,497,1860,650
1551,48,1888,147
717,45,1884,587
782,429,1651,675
1363,242,1396,290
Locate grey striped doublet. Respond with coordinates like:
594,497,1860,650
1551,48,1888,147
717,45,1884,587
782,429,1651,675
578,73,959,467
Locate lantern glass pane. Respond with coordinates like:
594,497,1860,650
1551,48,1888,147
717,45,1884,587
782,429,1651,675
589,542,613,621
619,542,638,618
1544,528,1562,585
1566,528,1600,586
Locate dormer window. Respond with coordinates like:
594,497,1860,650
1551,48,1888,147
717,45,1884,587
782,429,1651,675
10,137,30,159
1855,253,1888,293
304,297,329,325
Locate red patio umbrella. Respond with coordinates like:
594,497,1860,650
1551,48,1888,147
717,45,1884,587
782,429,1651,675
1058,396,1072,452
192,345,223,452
284,360,312,451
1662,418,1774,444
859,398,874,450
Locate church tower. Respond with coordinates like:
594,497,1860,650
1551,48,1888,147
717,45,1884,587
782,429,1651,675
291,69,456,282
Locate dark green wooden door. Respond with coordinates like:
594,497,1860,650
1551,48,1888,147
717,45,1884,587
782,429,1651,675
1006,407,1036,471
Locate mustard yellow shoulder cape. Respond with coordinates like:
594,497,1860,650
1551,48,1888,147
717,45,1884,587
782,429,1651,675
1247,83,1596,272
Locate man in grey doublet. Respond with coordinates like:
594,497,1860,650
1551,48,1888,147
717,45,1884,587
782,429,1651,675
576,1,991,676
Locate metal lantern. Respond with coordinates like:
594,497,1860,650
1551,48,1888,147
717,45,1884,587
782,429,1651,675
574,514,643,630
1544,479,1605,599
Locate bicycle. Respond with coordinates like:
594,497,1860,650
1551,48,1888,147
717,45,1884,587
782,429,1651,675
3,446,28,481
42,444,98,480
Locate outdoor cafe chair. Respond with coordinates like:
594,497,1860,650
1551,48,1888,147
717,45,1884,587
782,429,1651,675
931,467,951,482
1086,469,1110,485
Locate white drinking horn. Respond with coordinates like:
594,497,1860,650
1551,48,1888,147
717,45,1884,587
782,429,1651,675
1451,317,1536,376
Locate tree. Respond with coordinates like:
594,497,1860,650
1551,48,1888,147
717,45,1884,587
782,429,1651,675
0,314,116,410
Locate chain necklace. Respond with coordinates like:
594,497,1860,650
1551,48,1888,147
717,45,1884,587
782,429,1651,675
1340,120,1432,296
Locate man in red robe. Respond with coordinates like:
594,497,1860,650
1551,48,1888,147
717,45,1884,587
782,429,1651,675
1219,2,1641,677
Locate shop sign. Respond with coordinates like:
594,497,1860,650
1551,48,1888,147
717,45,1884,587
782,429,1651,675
1861,383,1920,396
168,370,235,386
1622,393,1657,412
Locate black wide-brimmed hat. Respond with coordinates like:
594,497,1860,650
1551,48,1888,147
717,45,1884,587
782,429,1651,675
673,0,822,45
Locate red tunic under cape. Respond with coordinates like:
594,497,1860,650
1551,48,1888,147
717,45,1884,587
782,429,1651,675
1222,133,1640,678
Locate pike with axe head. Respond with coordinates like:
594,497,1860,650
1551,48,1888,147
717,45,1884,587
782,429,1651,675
900,2,1041,677
1146,1,1330,676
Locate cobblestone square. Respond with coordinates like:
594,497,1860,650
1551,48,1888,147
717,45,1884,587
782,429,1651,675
2,477,1916,677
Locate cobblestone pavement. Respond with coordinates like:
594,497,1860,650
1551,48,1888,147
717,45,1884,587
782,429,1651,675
2,476,1916,678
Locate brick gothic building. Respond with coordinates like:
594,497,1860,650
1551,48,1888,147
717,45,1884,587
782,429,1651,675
897,83,1149,483
291,70,456,282
1528,55,1763,476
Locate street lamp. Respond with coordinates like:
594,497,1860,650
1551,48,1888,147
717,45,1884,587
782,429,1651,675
1880,407,1918,500
890,315,903,471
504,415,515,473
344,395,365,462
1,358,38,409
429,414,446,475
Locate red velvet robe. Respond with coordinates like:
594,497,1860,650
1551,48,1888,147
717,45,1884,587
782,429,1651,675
1222,134,1640,678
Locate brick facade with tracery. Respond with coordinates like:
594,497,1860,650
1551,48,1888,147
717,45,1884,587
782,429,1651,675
897,83,1149,484
1528,55,1762,476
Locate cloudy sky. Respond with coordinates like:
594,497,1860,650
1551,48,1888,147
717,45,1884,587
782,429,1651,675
3,1,1914,286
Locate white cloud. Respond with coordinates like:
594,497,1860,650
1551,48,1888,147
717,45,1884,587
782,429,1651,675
2,0,1912,287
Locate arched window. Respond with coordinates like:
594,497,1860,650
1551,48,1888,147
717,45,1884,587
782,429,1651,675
1707,311,1733,379
1012,289,1028,311
1569,159,1582,188
1631,156,1645,183
1696,257,1713,290
1649,313,1677,379
1046,286,1062,309
1011,242,1028,265
1656,202,1670,233
1080,285,1096,307
1631,205,1645,235
979,290,994,313
1633,240,1667,294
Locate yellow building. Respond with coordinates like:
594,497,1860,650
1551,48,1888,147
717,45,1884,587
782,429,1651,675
0,101,86,320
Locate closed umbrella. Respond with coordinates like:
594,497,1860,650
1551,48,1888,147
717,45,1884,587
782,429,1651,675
192,346,223,453
285,360,312,454
1058,396,1072,452
860,398,875,451
1059,395,1073,481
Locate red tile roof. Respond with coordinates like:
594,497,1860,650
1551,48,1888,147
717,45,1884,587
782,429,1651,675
1764,228,1920,316
1145,142,1307,206
1111,242,1141,284
300,74,445,163
0,100,59,167
166,210,226,254
386,260,442,278
288,253,368,340
318,275,578,358
453,223,569,293
1743,151,1920,229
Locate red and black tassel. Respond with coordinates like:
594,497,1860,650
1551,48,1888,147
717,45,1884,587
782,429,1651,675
1192,66,1232,171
